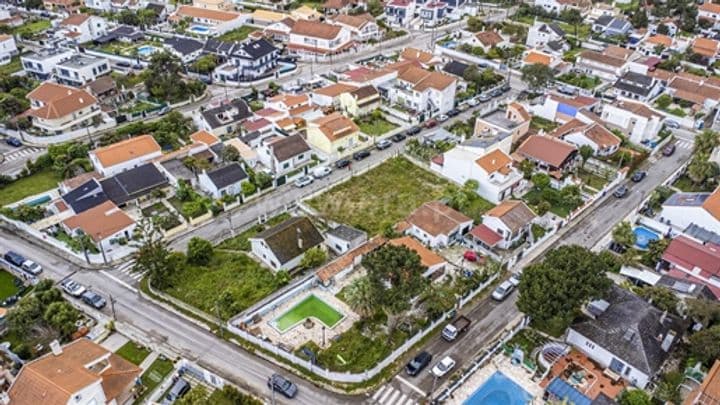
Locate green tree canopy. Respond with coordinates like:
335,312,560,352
612,221,636,247
187,237,213,265
342,276,376,317
300,246,327,269
637,286,678,314
618,389,652,405
521,63,554,90
363,245,430,314
43,301,80,338
133,218,175,288
688,324,720,366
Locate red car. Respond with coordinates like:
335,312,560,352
425,119,438,129
464,250,478,262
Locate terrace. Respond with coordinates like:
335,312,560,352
540,350,626,402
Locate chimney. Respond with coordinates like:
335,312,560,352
661,330,676,352
297,227,303,250
50,340,62,356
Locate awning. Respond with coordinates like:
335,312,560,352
619,266,661,285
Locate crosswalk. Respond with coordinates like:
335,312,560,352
370,385,420,405
1,147,44,162
116,261,145,285
675,139,693,150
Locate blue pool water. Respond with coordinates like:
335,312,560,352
634,226,660,249
189,25,210,34
464,372,533,405
137,45,157,57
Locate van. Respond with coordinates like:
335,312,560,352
164,378,190,403
312,166,332,178
3,251,25,268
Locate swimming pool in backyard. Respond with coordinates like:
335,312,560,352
634,226,660,249
272,294,344,333
189,25,211,34
464,371,534,405
136,45,159,57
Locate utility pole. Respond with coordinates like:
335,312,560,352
97,234,108,264
109,294,117,320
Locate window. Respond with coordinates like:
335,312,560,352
585,341,595,350
609,358,625,374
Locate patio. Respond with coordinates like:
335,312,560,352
539,349,626,402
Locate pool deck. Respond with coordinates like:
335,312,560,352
447,355,544,405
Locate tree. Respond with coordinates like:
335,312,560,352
221,145,241,162
43,301,80,337
253,171,273,190
687,154,719,186
343,276,376,317
300,246,327,269
688,324,720,366
531,173,551,190
241,181,256,197
579,145,594,168
655,94,673,110
519,159,534,180
467,16,484,32
612,221,636,247
521,63,554,90
187,237,213,265
7,295,43,337
694,130,719,155
654,371,683,404
73,233,95,264
630,8,648,28
192,54,217,75
641,238,669,268
637,286,678,313
686,298,720,328
363,245,429,314
656,23,670,35
176,386,209,405
144,52,205,103
133,218,175,289
517,246,612,333
212,385,260,404
617,389,652,405
24,0,44,9
421,283,456,320
137,8,157,29
367,0,383,16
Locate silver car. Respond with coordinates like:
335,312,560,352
294,175,314,188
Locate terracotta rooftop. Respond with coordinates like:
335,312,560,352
475,31,504,47
613,99,661,119
91,134,161,168
646,34,672,47
540,350,626,401
700,2,720,15
662,235,720,279
26,82,98,120
476,148,513,174
313,83,357,97
60,13,90,25
389,236,446,268
397,66,455,91
175,5,242,21
332,13,374,29
291,19,342,39
516,135,577,168
63,201,135,242
684,360,720,404
400,47,435,64
311,112,359,141
693,37,720,57
704,186,720,221
485,200,536,233
316,236,386,282
190,130,220,146
405,201,472,237
524,50,552,65
469,224,502,246
269,93,309,109
578,50,626,68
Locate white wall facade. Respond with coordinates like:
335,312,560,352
0,36,17,65
250,238,302,271
660,205,720,235
481,215,525,249
89,150,163,177
288,27,352,56
601,105,664,144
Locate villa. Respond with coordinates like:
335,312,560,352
249,216,324,271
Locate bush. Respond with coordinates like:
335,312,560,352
242,181,256,197
187,237,213,265
182,201,207,218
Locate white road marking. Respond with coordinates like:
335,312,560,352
372,386,387,401
385,390,401,404
100,269,138,293
378,386,394,403
394,375,426,397
396,393,408,405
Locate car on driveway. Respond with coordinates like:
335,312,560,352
353,150,371,160
268,374,298,398
406,351,432,377
335,159,351,169
376,139,392,150
5,137,21,147
491,280,515,301
294,175,314,188
82,291,106,309
391,133,406,142
61,279,86,297
631,171,646,182
613,185,628,198
508,273,522,287
431,356,456,378
662,144,676,156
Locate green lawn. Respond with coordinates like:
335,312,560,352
0,56,22,75
577,169,609,190
0,168,60,207
523,189,575,218
557,73,601,89
217,26,256,42
557,22,592,40
13,20,51,38
307,157,450,235
216,213,290,251
120,100,160,114
0,271,20,301
115,342,151,365
133,358,174,404
530,116,559,132
355,115,398,136
673,174,715,192
163,251,283,319
274,295,344,332
462,195,495,223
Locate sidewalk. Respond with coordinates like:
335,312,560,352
139,351,160,371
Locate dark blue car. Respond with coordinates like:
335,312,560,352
5,137,21,147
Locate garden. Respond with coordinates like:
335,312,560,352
142,202,182,231
11,19,51,39
0,168,60,207
306,157,451,235
133,357,174,404
217,26,257,42
354,110,398,136
522,173,584,218
216,212,291,251
167,181,211,220
0,270,22,301
654,94,689,118
115,341,151,365
556,72,601,90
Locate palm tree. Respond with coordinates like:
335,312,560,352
73,233,95,264
342,277,375,318
687,155,719,186
612,221,636,248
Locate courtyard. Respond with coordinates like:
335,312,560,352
273,294,345,332
306,157,450,235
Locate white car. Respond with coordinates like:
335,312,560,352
508,273,521,287
467,98,479,107
437,114,449,122
312,166,332,179
21,260,42,275
294,176,314,188
431,356,456,378
61,279,86,297
492,280,515,301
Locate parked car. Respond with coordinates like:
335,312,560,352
613,185,628,198
294,175,314,188
312,166,332,179
508,273,522,287
335,159,351,169
501,83,511,93
406,126,422,136
631,171,647,182
82,291,106,309
391,133,407,142
424,119,438,129
267,374,298,398
431,356,456,377
477,93,492,102
376,139,392,150
662,144,676,156
21,260,42,275
61,279,86,297
5,137,21,147
437,114,449,122
467,98,479,107
463,250,478,262
447,108,460,117
490,88,503,97
163,378,190,404
664,120,680,129
491,280,515,301
405,351,433,377
3,251,25,268
353,150,371,160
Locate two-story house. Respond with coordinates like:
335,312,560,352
526,21,567,52
331,13,381,42
469,200,537,250
601,99,664,145
548,119,621,156
288,19,353,59
57,14,108,44
25,82,101,134
592,15,632,37
575,47,631,81
0,34,17,66
339,85,381,117
699,1,720,30
387,65,457,116
613,71,662,102
306,112,362,156
257,134,312,176
55,55,111,87
384,0,416,27
516,135,578,174
89,134,162,176
21,48,74,80
198,98,253,136
222,38,280,80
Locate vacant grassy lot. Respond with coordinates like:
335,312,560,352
275,295,344,331
217,26,256,42
462,195,495,223
355,115,398,136
307,157,450,235
0,271,20,301
673,174,715,192
115,342,151,365
0,56,22,75
0,168,60,207
163,251,282,319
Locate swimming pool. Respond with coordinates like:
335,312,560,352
464,372,533,405
634,226,660,249
189,25,211,34
136,45,158,57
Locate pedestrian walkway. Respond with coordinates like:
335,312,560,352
139,351,159,371
369,384,420,405
112,261,145,287
100,332,129,352
1,146,43,162
675,139,693,150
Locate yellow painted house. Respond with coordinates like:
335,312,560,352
339,85,381,117
306,112,361,156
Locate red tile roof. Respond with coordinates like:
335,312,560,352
469,224,502,246
662,236,720,279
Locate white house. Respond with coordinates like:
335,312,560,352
170,6,248,36
288,19,353,59
257,134,312,176
55,54,111,87
310,83,357,107
198,162,249,199
526,21,566,51
613,71,662,102
387,65,457,116
661,235,720,298
660,187,720,235
548,119,621,156
21,48,74,80
62,200,137,251
325,224,367,255
531,94,600,123
213,38,280,82
475,200,536,250
466,30,508,52
401,201,473,248
89,134,162,176
25,82,102,134
163,37,204,63
534,0,589,13
249,216,324,271
331,13,381,42
601,99,664,145
575,48,631,81
566,285,683,389
0,34,17,66
85,0,111,11
197,98,253,136
699,1,720,29
57,14,108,44
384,0,416,27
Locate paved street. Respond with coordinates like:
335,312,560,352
0,144,44,177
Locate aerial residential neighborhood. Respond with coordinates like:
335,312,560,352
0,0,719,403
